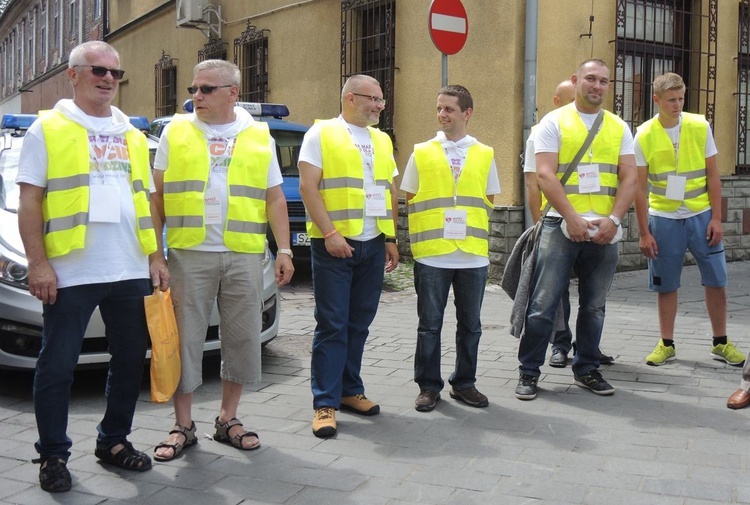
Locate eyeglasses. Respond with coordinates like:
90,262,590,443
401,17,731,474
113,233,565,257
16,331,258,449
187,84,233,95
352,93,386,106
75,65,125,80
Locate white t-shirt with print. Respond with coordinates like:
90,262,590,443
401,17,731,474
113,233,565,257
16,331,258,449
17,114,153,288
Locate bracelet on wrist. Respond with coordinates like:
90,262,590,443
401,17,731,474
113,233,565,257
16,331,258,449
324,229,338,239
385,238,397,244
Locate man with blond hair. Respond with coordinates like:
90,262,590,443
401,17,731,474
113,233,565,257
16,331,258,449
634,72,745,368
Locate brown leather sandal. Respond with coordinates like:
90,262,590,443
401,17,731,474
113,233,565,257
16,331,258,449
213,417,260,451
153,421,197,461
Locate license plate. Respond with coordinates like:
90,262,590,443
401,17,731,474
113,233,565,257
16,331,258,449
293,232,311,246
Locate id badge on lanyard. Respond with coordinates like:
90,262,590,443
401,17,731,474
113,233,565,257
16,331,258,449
444,208,467,240
204,187,222,225
577,164,601,193
365,183,387,216
89,185,121,223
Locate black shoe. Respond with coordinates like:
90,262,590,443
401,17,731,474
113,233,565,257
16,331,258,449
597,348,615,365
36,457,71,493
415,389,440,412
549,349,568,368
515,374,538,400
449,387,489,408
574,369,615,396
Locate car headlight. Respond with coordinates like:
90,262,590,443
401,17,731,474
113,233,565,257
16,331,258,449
263,244,271,267
0,253,29,289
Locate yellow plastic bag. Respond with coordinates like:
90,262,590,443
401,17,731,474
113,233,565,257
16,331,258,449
144,288,181,403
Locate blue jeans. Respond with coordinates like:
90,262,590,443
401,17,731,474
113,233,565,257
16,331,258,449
413,262,488,393
550,284,573,353
310,235,385,409
518,218,618,377
34,279,151,461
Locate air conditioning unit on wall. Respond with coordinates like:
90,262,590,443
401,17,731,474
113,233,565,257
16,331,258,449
176,0,207,26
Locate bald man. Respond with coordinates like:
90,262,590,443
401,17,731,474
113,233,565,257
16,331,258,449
523,79,614,369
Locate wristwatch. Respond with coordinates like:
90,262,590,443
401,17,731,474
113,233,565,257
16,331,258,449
277,248,293,259
608,214,621,227
385,238,397,244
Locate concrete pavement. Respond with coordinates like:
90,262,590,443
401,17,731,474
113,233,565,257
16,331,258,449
1,261,749,504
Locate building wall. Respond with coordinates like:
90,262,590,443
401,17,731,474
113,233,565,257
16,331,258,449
0,0,103,113
4,0,745,278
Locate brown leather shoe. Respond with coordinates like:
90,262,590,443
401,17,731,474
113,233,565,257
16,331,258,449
340,394,380,416
727,388,750,409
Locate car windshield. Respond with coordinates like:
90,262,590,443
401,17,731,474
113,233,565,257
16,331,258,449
274,130,304,177
0,134,22,212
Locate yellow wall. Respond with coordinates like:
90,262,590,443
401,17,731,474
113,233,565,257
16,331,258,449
107,0,741,208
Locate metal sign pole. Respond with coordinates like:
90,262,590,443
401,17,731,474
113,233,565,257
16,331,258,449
442,53,448,87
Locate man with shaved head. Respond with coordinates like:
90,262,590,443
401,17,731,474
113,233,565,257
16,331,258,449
299,74,399,437
523,79,615,369
516,60,637,401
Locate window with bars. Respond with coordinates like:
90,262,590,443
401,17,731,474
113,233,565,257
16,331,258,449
614,0,716,133
341,0,396,139
233,21,269,103
198,36,227,62
69,0,76,34
737,1,750,174
155,51,178,117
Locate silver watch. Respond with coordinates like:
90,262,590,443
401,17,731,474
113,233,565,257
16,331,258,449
608,214,621,227
277,248,293,259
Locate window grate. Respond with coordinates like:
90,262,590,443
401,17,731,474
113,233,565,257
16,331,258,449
155,51,177,118
614,0,716,133
198,36,227,62
738,1,750,174
233,21,269,103
341,0,396,141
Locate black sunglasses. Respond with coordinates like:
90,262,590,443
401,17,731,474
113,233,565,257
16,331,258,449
75,65,125,80
187,84,233,95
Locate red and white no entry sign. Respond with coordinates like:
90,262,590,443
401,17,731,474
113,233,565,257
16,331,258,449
428,0,468,56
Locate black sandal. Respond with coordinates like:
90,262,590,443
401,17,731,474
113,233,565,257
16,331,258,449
213,417,260,451
33,457,71,493
154,421,198,461
95,440,152,472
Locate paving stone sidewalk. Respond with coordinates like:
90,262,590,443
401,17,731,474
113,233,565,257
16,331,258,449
1,261,749,505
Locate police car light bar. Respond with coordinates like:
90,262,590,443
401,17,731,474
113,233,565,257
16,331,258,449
1,114,36,130
129,116,150,131
181,100,289,119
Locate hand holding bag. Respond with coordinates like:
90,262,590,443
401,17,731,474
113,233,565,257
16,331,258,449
144,288,181,403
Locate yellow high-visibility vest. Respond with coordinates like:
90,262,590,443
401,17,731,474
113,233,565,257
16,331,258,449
163,115,271,253
40,109,156,258
408,140,494,259
307,119,395,238
636,112,710,213
541,103,622,216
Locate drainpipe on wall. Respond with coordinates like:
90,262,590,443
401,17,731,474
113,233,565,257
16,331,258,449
522,0,538,229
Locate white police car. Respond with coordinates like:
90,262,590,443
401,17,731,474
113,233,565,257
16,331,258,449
0,113,280,370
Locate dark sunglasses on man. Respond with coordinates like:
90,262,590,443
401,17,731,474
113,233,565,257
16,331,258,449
74,65,125,80
187,85,234,95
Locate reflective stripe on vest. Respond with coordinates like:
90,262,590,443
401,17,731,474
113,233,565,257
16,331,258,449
39,109,156,258
307,118,396,238
408,140,494,259
164,115,271,253
540,104,622,216
636,112,710,213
